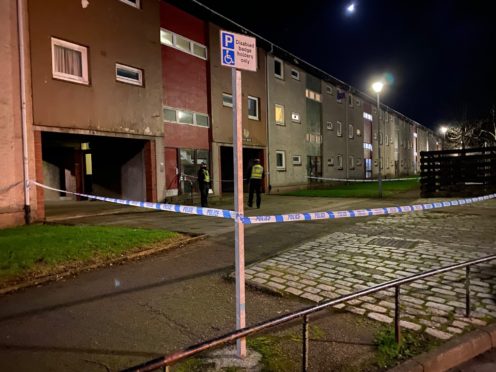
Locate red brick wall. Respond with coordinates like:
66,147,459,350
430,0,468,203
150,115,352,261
160,2,209,150
144,140,157,202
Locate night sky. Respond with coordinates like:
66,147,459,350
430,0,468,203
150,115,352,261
195,0,495,130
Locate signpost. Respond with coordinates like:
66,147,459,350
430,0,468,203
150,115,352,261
220,30,257,358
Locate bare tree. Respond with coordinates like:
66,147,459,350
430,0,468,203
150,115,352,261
480,106,496,146
445,120,483,149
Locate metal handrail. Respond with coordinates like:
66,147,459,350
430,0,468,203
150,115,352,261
122,254,496,372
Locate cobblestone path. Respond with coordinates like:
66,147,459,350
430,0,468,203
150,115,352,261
245,206,496,340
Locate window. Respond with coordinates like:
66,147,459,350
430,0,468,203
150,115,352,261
160,29,208,60
222,93,233,107
115,63,143,86
305,89,321,102
355,99,361,106
348,94,353,107
119,0,140,8
292,155,302,166
363,112,373,121
276,151,286,170
348,124,354,139
247,96,259,120
164,108,176,122
385,134,389,145
163,107,209,128
275,104,285,125
337,155,343,170
327,158,334,167
195,113,209,127
51,37,89,85
291,112,301,123
291,69,300,80
356,129,361,136
326,121,333,130
326,86,333,95
274,58,283,79
349,156,355,170
177,110,194,124
336,121,342,137
379,132,384,145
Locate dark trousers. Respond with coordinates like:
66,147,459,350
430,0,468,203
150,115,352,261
248,179,262,208
199,183,209,207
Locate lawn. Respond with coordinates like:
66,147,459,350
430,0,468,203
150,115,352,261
0,224,180,284
284,179,419,198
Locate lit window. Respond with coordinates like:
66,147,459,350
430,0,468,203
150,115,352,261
274,58,284,79
119,0,140,8
363,112,373,121
292,155,302,166
275,104,285,125
291,69,300,80
160,29,207,60
348,124,354,139
160,30,173,46
276,151,286,170
291,112,301,123
115,63,143,86
337,121,342,137
51,37,89,85
175,35,191,52
248,96,259,120
177,110,194,124
222,93,233,107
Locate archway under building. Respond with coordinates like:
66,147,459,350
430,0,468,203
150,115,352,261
41,132,153,203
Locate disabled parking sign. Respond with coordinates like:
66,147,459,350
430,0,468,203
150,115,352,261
220,30,257,72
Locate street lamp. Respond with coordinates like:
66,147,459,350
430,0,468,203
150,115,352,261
440,126,448,150
372,81,384,198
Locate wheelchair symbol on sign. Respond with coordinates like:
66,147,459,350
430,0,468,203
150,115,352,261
222,49,235,66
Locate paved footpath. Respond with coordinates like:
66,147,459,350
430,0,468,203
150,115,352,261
246,204,496,341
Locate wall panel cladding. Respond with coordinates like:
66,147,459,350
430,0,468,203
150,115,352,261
28,0,163,136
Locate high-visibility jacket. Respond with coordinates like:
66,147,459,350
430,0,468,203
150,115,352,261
250,164,263,179
202,169,210,183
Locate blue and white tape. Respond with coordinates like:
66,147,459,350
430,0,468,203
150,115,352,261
306,176,419,182
33,181,495,225
239,194,496,224
32,181,236,220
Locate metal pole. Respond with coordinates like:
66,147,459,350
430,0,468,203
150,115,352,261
302,315,309,372
465,266,471,318
232,68,246,358
377,93,383,197
394,285,401,344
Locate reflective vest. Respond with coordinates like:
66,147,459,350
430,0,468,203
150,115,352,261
203,169,210,182
251,164,263,179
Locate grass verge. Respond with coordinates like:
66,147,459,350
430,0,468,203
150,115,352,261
0,224,181,284
374,327,438,369
284,179,419,198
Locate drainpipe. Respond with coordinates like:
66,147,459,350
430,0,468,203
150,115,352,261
17,0,31,224
265,49,271,193
345,90,349,181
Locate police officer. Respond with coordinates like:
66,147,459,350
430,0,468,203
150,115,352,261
248,158,264,208
197,162,211,207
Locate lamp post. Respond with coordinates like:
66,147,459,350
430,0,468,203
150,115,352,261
440,126,448,150
372,81,384,198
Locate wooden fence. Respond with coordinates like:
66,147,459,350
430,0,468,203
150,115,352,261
420,147,496,197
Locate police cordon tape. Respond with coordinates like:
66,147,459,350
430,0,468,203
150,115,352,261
32,181,496,225
32,181,236,220
306,176,419,182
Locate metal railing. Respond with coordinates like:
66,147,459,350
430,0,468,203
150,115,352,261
122,254,496,372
